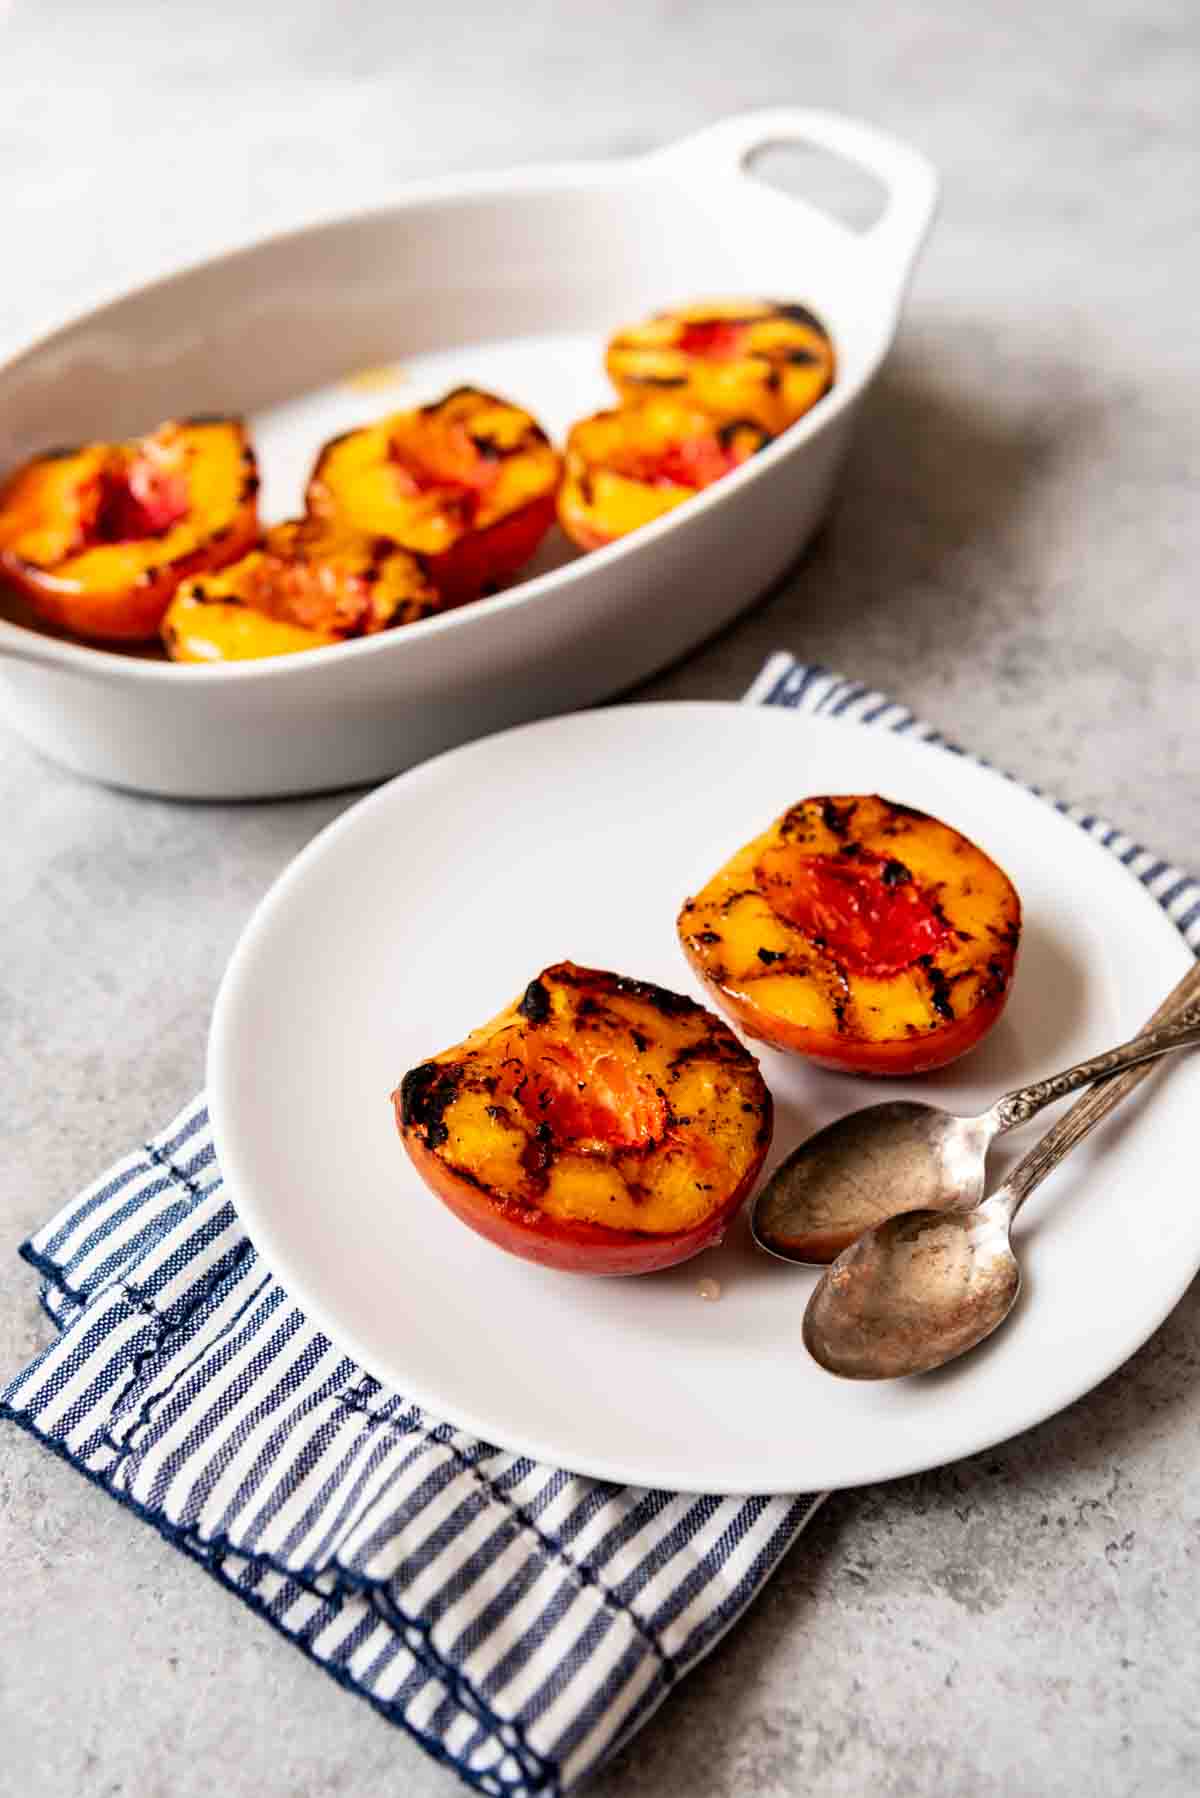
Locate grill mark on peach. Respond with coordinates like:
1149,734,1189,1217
399,1060,463,1148
518,977,551,1024
771,302,829,335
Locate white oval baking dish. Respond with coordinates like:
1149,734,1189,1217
0,109,936,799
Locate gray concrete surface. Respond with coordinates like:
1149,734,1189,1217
3,3,1199,1794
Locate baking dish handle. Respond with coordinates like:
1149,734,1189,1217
653,109,938,294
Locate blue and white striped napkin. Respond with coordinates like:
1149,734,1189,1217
6,655,1199,1797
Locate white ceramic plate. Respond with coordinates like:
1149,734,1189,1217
0,110,936,798
208,704,1198,1493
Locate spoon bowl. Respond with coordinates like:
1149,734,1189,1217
801,1199,1020,1379
752,1100,990,1264
800,960,1200,1380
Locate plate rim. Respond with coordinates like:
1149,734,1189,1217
208,700,1197,1494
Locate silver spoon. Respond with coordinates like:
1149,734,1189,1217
753,959,1200,1266
802,963,1200,1379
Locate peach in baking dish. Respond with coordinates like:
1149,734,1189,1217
605,299,834,435
306,386,561,605
161,516,441,661
0,418,259,642
557,399,769,550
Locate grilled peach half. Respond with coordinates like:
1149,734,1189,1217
557,400,769,550
679,796,1021,1076
395,962,773,1275
606,299,835,435
0,418,259,641
306,386,560,606
162,516,441,661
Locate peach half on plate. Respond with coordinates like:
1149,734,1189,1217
306,386,561,606
162,516,442,661
605,298,835,435
395,961,773,1275
0,417,260,643
678,795,1022,1075
557,400,770,550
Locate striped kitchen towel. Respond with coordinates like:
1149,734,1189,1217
5,656,1199,1797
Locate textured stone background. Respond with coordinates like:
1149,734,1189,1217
2,2,1199,1794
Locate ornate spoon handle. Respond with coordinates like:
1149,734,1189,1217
990,958,1200,1132
995,958,1200,1222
